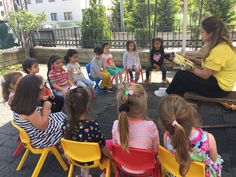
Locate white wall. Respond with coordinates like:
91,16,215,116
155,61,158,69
27,0,88,23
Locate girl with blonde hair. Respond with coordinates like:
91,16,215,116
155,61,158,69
112,83,159,174
157,95,223,177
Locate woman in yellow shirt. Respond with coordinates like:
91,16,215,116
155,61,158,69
154,16,236,98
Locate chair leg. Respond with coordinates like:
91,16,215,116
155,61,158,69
51,146,68,171
32,150,49,177
16,148,30,171
68,164,74,177
12,143,24,157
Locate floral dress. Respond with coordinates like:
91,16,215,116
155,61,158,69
165,128,223,177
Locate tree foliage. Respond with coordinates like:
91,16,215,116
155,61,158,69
111,0,121,30
156,0,179,32
205,0,236,24
0,23,15,49
81,0,111,48
5,9,46,57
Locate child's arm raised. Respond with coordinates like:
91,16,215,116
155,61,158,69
101,146,112,159
208,133,218,162
24,101,51,130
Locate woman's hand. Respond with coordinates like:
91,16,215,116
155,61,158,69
43,101,52,111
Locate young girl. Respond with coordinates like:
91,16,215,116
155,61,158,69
11,75,67,148
63,87,112,177
22,57,64,113
145,38,173,83
112,83,159,174
47,55,74,96
155,16,236,97
157,95,223,177
102,42,123,88
64,49,94,89
123,40,142,83
90,47,113,92
1,72,23,107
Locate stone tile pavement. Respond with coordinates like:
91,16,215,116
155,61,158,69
0,65,236,177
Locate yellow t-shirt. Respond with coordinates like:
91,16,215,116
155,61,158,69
202,42,236,91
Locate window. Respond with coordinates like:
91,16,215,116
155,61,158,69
51,13,57,21
49,0,55,2
0,2,2,6
26,0,31,4
36,0,43,3
64,12,72,20
1,11,4,16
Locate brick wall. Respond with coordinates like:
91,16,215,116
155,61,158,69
0,48,25,68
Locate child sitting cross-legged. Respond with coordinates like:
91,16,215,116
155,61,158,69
63,87,112,177
112,83,160,174
157,95,223,177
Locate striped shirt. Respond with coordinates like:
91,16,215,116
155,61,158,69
48,68,69,89
14,111,66,148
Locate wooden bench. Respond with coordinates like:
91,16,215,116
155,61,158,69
184,91,236,129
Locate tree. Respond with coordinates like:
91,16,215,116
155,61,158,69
156,0,179,32
81,0,111,48
124,0,135,30
5,10,46,57
205,0,236,24
0,23,15,49
111,0,121,30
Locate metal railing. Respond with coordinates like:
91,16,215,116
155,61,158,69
32,25,236,49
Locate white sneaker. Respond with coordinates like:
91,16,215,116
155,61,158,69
154,88,167,97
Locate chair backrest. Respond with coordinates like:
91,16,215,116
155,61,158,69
112,144,157,170
61,138,101,163
158,145,205,177
11,120,31,148
85,63,91,75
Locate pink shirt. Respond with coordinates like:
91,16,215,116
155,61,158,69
112,119,159,174
112,119,159,150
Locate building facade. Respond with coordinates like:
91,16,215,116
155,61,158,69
0,0,5,20
25,0,89,24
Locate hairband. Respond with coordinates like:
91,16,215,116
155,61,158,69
119,103,130,113
171,120,178,127
123,88,134,96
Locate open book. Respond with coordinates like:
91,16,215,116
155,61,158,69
173,53,196,70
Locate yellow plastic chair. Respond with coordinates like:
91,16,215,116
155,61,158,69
158,145,205,177
61,138,111,177
11,120,68,177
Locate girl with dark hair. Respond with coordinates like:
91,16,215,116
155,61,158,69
11,75,66,148
145,38,173,83
154,16,236,98
64,49,94,89
157,95,223,177
63,87,112,177
1,72,23,107
47,55,74,96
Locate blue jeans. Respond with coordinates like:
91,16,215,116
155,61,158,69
76,78,94,89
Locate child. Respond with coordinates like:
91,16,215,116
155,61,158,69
145,38,173,83
47,55,74,96
22,58,64,113
1,72,23,107
90,47,113,92
64,49,94,89
157,95,223,177
63,87,112,177
123,40,142,83
102,42,123,88
112,83,159,174
11,75,67,149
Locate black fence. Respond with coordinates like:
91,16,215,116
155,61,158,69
32,25,236,49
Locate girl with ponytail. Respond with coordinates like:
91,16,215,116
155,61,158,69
63,87,112,177
157,95,223,177
112,83,159,174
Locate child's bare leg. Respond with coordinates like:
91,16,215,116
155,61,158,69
118,72,123,84
81,168,90,177
114,73,119,87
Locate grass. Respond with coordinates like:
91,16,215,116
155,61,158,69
0,64,23,76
